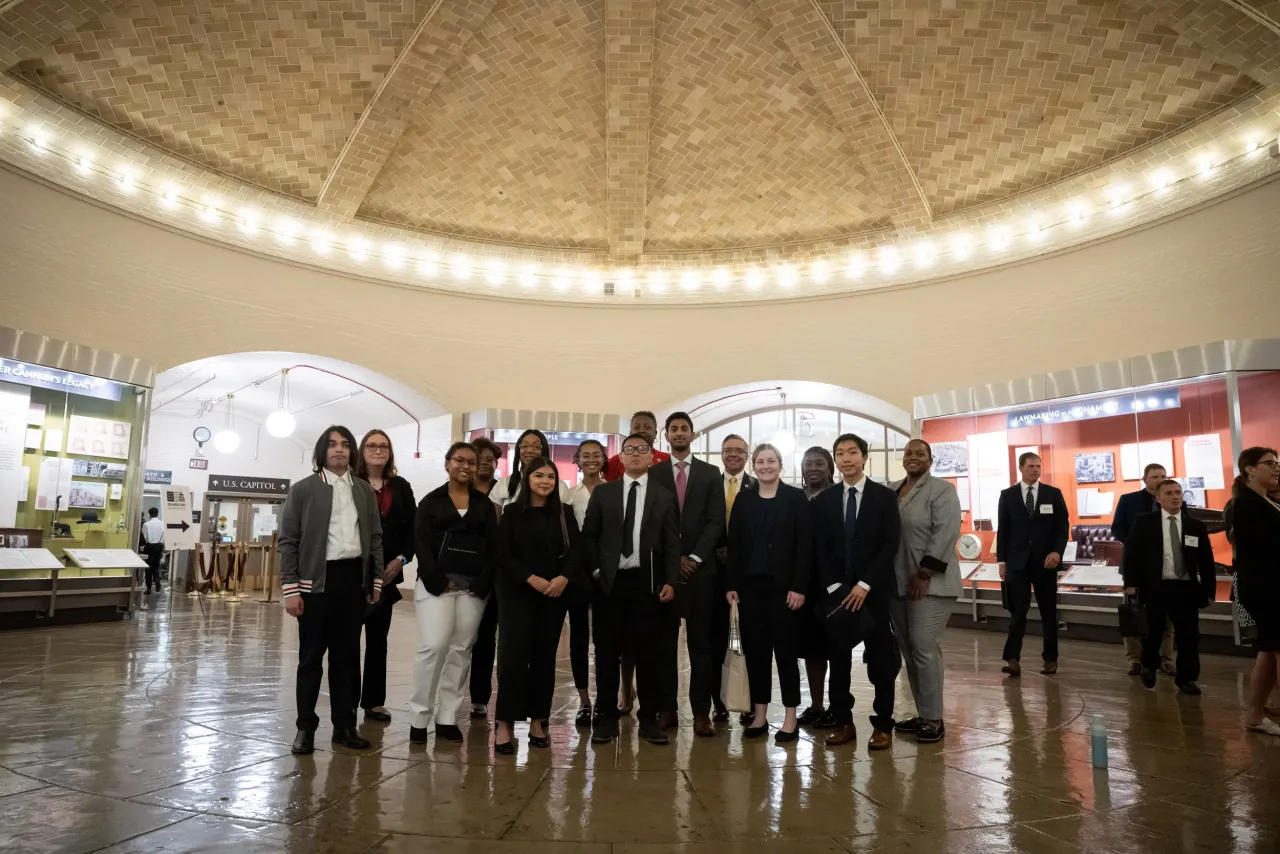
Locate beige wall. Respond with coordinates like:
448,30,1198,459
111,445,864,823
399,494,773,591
3,166,1279,415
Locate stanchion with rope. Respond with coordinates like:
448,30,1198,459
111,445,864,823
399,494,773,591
259,532,279,605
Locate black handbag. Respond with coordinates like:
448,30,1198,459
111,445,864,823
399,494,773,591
1117,593,1149,639
820,584,877,650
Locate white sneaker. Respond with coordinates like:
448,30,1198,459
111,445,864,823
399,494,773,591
1244,718,1280,736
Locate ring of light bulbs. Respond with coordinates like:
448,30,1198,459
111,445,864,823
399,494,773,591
2,97,1277,302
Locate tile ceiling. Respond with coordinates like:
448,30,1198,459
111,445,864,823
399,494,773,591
0,0,1275,260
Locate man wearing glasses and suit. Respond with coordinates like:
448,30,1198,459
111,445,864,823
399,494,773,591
581,433,681,745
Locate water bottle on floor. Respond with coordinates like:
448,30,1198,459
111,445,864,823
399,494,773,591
1090,713,1108,769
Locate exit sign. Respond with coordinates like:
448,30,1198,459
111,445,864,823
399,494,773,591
189,457,209,470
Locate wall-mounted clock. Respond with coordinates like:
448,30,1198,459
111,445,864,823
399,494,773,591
957,533,983,560
193,426,212,446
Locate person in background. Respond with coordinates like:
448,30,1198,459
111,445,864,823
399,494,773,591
1234,447,1280,736
471,429,567,720
493,457,581,754
280,426,383,755
1227,480,1280,715
649,411,727,738
566,438,607,727
725,444,811,743
472,438,503,497
715,434,756,725
997,452,1069,677
797,446,837,729
141,507,165,595
1121,480,1215,694
889,439,962,744
408,442,498,745
606,411,670,481
1112,463,1176,677
581,433,681,746
354,429,415,723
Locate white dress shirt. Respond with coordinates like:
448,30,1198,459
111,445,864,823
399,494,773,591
322,469,362,561
142,517,165,545
1161,509,1183,580
619,472,647,570
827,475,872,593
565,481,598,529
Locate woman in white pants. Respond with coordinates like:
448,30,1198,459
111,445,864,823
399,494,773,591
888,439,962,744
408,442,499,744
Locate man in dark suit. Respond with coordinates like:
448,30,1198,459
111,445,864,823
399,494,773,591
1121,480,1216,695
714,433,756,723
649,412,727,737
997,452,1069,676
813,433,902,750
581,433,681,745
1112,463,1176,676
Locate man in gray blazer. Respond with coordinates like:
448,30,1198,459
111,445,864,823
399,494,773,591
279,425,384,755
888,439,962,744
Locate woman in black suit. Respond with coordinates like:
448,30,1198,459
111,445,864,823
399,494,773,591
725,444,812,743
355,429,415,722
1235,446,1280,736
493,456,581,755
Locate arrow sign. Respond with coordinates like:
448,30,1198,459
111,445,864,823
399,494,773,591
161,487,196,550
166,520,191,533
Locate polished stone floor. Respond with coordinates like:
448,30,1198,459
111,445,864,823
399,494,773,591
2,594,1279,854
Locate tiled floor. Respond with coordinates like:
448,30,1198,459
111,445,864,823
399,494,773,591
2,593,1279,853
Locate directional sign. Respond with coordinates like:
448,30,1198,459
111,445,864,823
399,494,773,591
162,487,196,550
208,475,290,496
145,469,173,485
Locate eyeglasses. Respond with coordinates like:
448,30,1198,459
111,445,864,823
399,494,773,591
365,443,390,452
1257,460,1280,470
622,445,652,456
519,442,543,452
450,459,477,468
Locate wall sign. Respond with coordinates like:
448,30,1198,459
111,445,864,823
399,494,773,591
144,469,173,485
0,357,125,402
189,457,209,470
163,487,197,549
208,474,290,495
1006,390,1181,429
491,429,611,445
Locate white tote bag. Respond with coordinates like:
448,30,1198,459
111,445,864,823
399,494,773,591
720,601,752,713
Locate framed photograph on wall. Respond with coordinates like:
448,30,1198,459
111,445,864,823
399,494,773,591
1074,452,1115,484
68,480,108,509
932,441,969,478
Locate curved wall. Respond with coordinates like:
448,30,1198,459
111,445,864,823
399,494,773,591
2,166,1279,415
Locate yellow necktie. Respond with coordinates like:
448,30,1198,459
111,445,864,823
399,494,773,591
726,476,739,522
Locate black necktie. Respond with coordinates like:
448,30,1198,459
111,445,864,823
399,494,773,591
1025,486,1035,517
622,481,638,558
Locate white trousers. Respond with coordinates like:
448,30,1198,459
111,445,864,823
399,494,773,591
408,587,488,729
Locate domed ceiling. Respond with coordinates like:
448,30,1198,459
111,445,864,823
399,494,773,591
3,0,1276,264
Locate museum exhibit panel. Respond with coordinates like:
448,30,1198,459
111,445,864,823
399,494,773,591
914,338,1280,653
0,323,154,628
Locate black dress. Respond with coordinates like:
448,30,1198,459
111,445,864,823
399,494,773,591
358,475,415,712
1234,486,1280,651
494,503,581,723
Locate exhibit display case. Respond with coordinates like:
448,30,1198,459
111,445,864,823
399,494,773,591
0,324,153,628
915,339,1280,653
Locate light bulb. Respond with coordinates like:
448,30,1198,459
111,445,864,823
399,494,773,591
384,244,405,269
810,259,830,283
74,151,93,174
776,264,798,288
1150,170,1173,192
161,184,180,208
200,198,220,223
744,267,765,290
116,167,137,194
483,260,506,286
311,230,332,255
26,124,46,152
265,410,296,439
647,269,667,293
844,253,866,279
213,429,241,454
1026,218,1047,243
680,269,701,291
713,267,731,290
770,431,797,457
237,209,259,235
1107,184,1130,211
450,254,472,281
1066,200,1090,226
878,246,901,274
988,226,1012,251
418,252,439,278
1196,152,1217,178
552,269,571,292
348,237,368,261
912,242,935,268
518,263,538,288
950,235,972,259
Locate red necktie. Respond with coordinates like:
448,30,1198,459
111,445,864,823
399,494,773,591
676,461,687,511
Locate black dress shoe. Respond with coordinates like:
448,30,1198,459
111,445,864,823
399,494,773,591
592,706,605,726
591,718,619,744
894,716,924,734
1141,668,1157,689
796,706,821,726
774,727,799,743
409,726,429,745
363,708,392,722
712,707,730,723
494,740,516,756
435,724,463,742
1178,681,1202,696
743,722,769,739
331,726,371,750
812,710,839,729
291,730,315,755
739,711,754,726
639,718,669,745
575,705,594,728
529,734,550,748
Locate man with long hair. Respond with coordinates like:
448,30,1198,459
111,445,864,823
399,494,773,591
279,425,384,755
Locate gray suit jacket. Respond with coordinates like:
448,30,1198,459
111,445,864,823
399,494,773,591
888,473,963,599
278,472,384,597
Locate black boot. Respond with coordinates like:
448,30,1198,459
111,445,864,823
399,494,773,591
291,730,315,755
331,725,371,750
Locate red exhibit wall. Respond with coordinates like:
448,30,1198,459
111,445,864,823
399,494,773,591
921,378,1241,565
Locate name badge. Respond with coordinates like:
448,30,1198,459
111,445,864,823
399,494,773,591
1040,504,1054,515
1184,535,1199,547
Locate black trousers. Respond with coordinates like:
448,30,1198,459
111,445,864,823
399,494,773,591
296,559,364,731
568,594,592,692
1142,580,1202,684
143,544,163,591
709,569,731,712
662,567,717,716
1002,567,1059,662
358,599,394,710
469,594,499,706
739,576,801,707
828,602,899,732
495,585,568,723
595,570,668,722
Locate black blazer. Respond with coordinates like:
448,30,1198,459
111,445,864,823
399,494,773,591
996,482,1069,574
496,503,583,593
718,471,757,550
1121,511,1216,603
725,483,812,595
581,476,681,596
414,484,499,598
813,479,901,610
367,475,415,608
649,456,727,568
1233,486,1280,616
1111,488,1158,545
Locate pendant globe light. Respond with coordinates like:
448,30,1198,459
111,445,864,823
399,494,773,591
265,369,296,438
769,391,797,457
213,394,241,454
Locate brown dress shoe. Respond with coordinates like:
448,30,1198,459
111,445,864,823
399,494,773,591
1001,659,1021,677
693,714,716,737
659,710,679,731
1040,661,1058,675
868,730,892,751
824,724,857,746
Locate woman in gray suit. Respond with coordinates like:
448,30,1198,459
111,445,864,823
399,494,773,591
888,439,962,744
